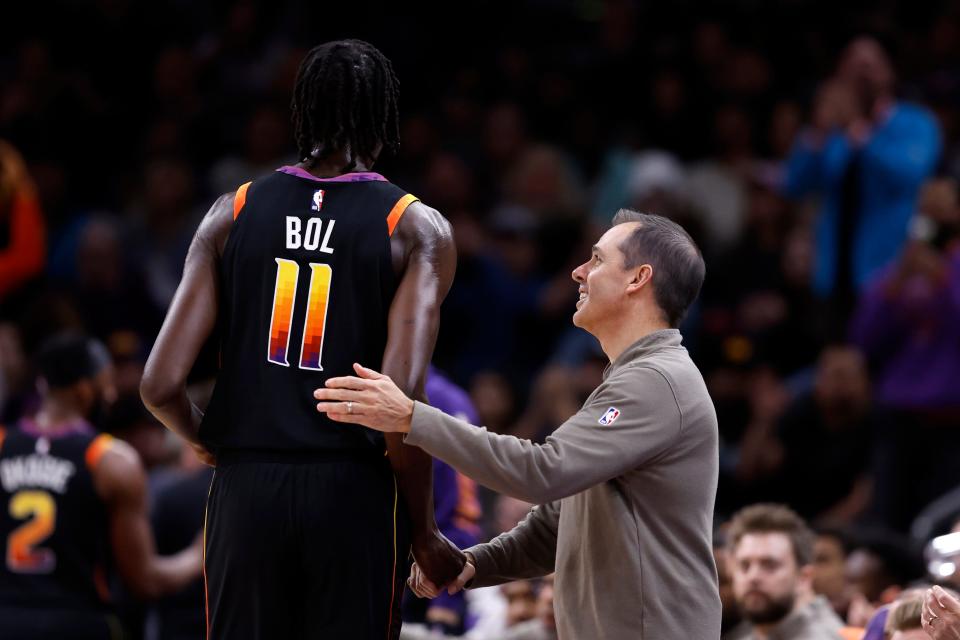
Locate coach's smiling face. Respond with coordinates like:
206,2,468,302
571,222,649,336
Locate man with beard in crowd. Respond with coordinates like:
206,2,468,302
726,504,850,639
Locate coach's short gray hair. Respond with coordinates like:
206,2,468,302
611,209,705,327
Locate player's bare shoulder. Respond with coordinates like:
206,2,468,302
90,437,147,504
399,201,453,244
193,191,237,258
390,200,455,272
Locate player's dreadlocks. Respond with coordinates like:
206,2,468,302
291,40,401,170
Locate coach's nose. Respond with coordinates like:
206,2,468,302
572,261,588,284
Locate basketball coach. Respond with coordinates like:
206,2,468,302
315,209,721,639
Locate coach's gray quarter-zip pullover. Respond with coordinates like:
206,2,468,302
404,329,721,639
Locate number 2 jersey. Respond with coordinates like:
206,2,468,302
199,166,420,454
0,421,113,610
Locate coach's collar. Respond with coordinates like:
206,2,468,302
603,329,682,379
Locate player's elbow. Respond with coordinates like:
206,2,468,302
139,368,180,414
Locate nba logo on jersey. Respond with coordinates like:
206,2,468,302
598,407,620,425
311,189,325,211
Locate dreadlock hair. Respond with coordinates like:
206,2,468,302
291,40,401,170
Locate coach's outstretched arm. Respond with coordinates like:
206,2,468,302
379,201,465,588
316,362,681,505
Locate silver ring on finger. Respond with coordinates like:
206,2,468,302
347,401,353,414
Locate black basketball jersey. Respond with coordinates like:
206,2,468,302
200,166,420,453
0,421,113,610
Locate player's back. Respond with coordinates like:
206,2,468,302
0,421,113,612
201,166,419,454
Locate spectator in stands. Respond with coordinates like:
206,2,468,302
884,592,927,640
851,176,960,530
69,216,162,344
207,104,295,195
813,528,854,620
774,345,877,522
0,140,45,305
126,157,203,310
500,580,538,629
725,503,849,639
686,104,756,253
844,531,922,627
399,576,552,640
783,37,941,333
715,531,744,635
105,394,173,472
0,323,30,423
498,574,556,640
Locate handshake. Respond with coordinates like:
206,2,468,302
410,533,478,599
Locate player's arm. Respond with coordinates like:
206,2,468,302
381,201,464,586
140,192,234,460
92,439,202,599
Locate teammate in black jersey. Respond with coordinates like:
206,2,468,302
0,333,202,639
141,40,464,639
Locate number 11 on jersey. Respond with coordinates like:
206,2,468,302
267,258,332,370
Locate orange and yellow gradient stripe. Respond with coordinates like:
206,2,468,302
7,491,56,573
267,258,299,366
298,263,332,371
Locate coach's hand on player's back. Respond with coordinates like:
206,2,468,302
314,363,415,433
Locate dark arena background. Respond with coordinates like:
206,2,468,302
3,1,960,638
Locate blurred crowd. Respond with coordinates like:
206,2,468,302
5,0,960,638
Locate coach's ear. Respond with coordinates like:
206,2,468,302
625,264,653,295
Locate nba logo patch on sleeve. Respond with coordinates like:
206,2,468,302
598,407,620,425
311,189,325,211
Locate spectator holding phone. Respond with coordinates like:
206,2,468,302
850,177,960,530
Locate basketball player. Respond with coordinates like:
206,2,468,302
0,333,202,639
141,40,464,639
